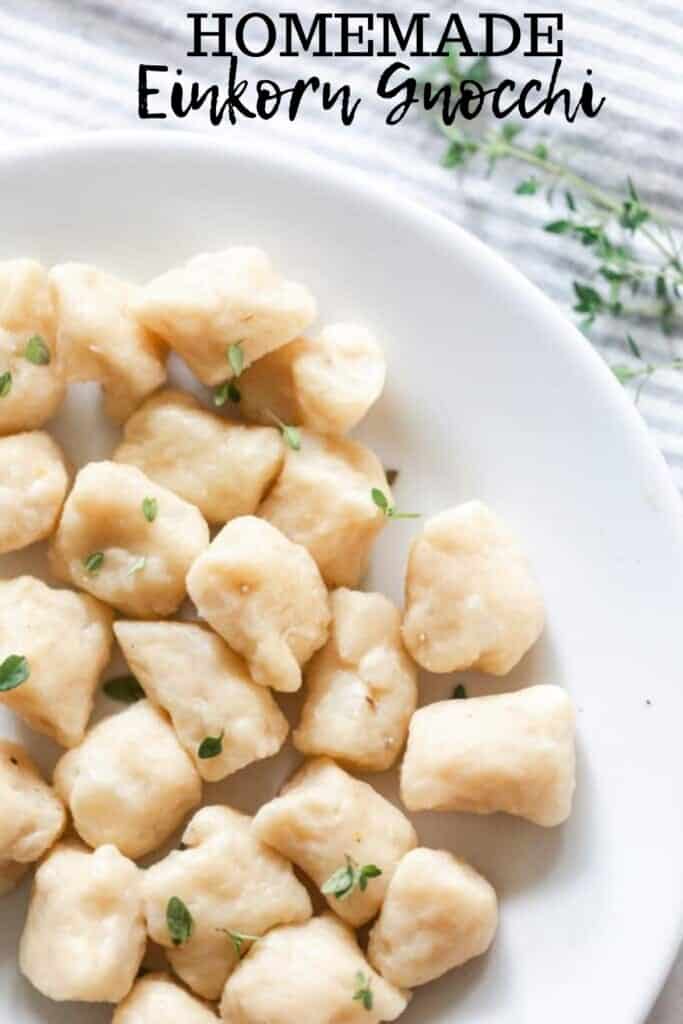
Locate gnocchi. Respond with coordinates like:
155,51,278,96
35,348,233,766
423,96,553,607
54,700,202,858
114,619,289,782
114,972,219,1024
402,501,545,675
220,913,408,1024
49,263,167,422
132,247,317,386
367,848,498,987
114,389,284,524
0,741,66,892
253,757,417,927
0,576,113,747
239,323,386,435
259,430,390,587
49,460,210,618
19,841,145,1003
143,805,312,1000
0,431,68,555
187,516,330,693
294,588,417,771
0,259,65,436
401,684,576,826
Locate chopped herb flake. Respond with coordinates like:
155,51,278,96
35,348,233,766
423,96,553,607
83,551,104,575
142,497,158,523
0,655,29,692
24,335,51,365
103,675,145,704
166,896,193,946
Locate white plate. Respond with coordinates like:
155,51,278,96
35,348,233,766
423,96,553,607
0,132,681,1024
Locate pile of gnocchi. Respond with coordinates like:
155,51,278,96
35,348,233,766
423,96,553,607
0,249,576,1023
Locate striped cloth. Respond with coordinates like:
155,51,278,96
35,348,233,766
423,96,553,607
0,2,681,1017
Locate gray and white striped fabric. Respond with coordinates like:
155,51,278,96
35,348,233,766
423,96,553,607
0,1,681,1017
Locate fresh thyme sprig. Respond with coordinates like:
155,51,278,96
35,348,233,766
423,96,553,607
427,51,683,394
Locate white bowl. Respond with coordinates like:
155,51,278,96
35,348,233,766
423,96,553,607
0,132,681,1024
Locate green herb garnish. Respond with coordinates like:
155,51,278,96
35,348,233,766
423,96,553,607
83,551,104,575
353,972,373,1012
198,730,225,759
127,555,147,576
213,380,242,406
426,51,683,395
321,855,382,901
103,675,145,704
0,655,29,692
267,411,301,451
24,335,51,365
142,497,158,523
227,341,245,378
0,371,11,397
371,488,420,520
453,684,468,699
219,929,259,960
166,896,193,946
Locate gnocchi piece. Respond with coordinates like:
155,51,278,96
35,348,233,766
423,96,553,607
49,263,167,422
0,858,29,897
259,431,390,588
187,516,330,693
0,741,66,890
114,389,283,524
0,576,113,747
253,757,417,927
367,848,498,988
0,259,65,435
114,619,289,782
114,972,219,1024
131,247,317,386
294,589,417,772
19,840,145,1003
54,700,202,859
49,460,210,618
401,685,576,827
0,432,68,555
401,501,545,675
143,805,312,1000
239,323,386,435
220,913,408,1024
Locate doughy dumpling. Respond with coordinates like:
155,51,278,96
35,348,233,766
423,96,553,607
367,848,498,987
132,248,316,386
402,501,544,675
19,840,145,1003
54,700,202,858
114,972,219,1024
0,741,66,890
187,516,330,693
114,620,289,782
0,259,65,435
114,389,283,524
143,805,312,1000
0,576,113,747
49,263,166,422
253,758,417,927
239,323,386,435
401,685,576,827
294,589,417,772
259,431,390,588
0,432,68,555
49,461,209,618
220,914,408,1024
